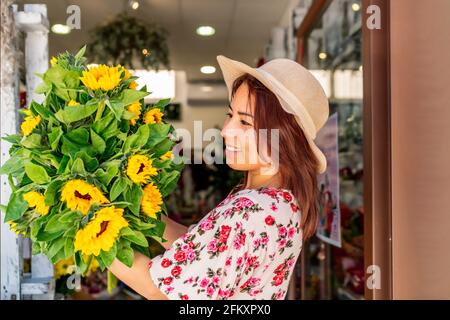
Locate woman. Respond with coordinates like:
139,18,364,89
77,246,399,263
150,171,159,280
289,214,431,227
108,55,329,300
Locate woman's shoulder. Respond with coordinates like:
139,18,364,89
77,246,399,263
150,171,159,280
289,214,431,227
214,186,301,224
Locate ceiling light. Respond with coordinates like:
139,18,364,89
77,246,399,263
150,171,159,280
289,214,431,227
200,66,216,74
201,86,213,92
51,24,71,35
130,0,139,10
196,26,215,36
318,52,327,60
352,3,361,11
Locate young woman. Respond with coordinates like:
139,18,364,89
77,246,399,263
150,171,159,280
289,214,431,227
108,55,329,300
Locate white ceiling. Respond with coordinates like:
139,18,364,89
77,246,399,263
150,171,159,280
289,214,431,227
16,0,293,81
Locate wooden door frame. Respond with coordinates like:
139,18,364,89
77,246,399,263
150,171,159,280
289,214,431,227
296,0,393,300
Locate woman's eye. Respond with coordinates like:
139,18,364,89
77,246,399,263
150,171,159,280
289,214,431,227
240,120,251,126
226,112,232,118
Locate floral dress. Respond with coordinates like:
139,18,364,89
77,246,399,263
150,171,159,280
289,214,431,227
148,186,303,300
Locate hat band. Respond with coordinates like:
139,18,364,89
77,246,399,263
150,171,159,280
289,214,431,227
255,68,317,140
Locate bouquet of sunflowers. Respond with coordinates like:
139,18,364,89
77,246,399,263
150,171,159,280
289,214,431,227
0,46,183,275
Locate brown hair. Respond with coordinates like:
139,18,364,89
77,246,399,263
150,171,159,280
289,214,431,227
230,73,320,240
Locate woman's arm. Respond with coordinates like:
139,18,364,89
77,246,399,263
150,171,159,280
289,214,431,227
107,216,189,298
159,214,188,249
108,252,168,300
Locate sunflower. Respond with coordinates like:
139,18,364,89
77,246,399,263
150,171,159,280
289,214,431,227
144,108,163,124
8,221,26,236
119,65,138,89
50,56,58,66
141,183,163,219
129,81,138,90
67,99,79,106
127,101,141,125
160,151,173,161
60,179,109,215
80,64,122,91
126,155,157,184
74,206,128,256
20,110,41,136
23,191,50,215
54,257,76,279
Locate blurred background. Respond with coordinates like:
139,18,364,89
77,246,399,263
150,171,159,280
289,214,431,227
1,0,449,300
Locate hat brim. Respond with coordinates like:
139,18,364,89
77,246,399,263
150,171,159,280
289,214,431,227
216,55,327,174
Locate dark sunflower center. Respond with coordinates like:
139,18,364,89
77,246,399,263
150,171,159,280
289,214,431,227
74,190,92,200
96,221,109,237
137,163,146,174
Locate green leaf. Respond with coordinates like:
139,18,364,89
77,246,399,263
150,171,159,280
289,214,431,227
95,161,120,186
59,211,80,224
98,242,118,267
120,227,148,247
71,158,85,175
159,170,180,196
61,128,92,156
48,127,63,150
74,151,99,172
30,101,56,121
57,155,71,174
45,214,73,233
0,157,23,175
1,134,22,144
65,127,89,145
47,237,65,260
75,45,86,61
111,89,149,108
124,184,143,215
146,123,171,148
60,100,98,123
64,236,74,258
44,179,64,206
90,129,106,155
116,240,134,268
110,176,128,201
21,134,42,149
5,192,28,222
25,162,51,184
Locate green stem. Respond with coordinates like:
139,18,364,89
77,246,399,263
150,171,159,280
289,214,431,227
95,100,106,122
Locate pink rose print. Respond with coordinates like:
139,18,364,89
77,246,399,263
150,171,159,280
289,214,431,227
161,258,172,268
200,219,213,231
186,250,197,261
265,215,275,226
283,191,293,202
165,286,174,294
163,277,173,285
206,286,215,297
174,250,186,262
207,239,218,251
200,278,209,288
218,289,231,298
235,197,254,210
278,226,287,237
270,204,278,211
212,275,220,286
288,227,296,239
181,294,189,300
171,265,182,277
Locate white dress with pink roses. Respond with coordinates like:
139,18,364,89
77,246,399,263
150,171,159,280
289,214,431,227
148,186,303,300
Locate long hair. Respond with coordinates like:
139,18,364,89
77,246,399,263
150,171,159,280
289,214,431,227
230,73,320,240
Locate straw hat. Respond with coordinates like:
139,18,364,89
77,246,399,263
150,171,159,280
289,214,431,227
216,55,330,174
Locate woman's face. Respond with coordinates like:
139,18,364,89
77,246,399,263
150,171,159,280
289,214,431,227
221,82,270,171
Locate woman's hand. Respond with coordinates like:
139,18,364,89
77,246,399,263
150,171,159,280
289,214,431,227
159,215,189,249
108,252,168,300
